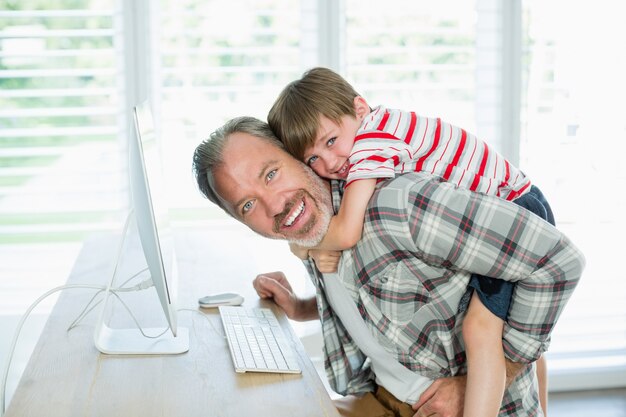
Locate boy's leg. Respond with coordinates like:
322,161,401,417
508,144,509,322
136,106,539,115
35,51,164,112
516,185,555,227
514,185,554,417
455,186,553,417
462,292,506,417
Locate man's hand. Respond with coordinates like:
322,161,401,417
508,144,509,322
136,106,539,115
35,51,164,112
412,376,466,417
253,271,297,316
309,249,342,273
252,271,318,321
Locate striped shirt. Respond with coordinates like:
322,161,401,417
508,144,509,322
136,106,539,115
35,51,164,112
305,173,584,416
348,106,531,201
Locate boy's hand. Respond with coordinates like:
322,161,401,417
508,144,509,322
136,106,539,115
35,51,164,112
288,242,310,260
309,249,341,273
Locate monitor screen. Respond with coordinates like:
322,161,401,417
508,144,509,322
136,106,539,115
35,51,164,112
93,102,187,355
129,102,178,335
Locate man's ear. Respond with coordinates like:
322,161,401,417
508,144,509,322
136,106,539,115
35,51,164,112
353,96,369,121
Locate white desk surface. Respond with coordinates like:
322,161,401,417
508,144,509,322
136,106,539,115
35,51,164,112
5,228,340,417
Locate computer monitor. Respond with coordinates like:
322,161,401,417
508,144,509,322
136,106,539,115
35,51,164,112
93,102,189,355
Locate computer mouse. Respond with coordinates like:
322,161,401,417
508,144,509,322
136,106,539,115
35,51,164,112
198,292,244,308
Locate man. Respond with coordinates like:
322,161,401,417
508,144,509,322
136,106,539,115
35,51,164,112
192,116,584,417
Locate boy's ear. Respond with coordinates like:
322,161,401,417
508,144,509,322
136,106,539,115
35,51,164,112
353,96,369,120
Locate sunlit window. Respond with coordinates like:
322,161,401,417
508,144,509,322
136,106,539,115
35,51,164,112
345,0,477,131
520,0,626,387
155,0,305,224
0,1,125,314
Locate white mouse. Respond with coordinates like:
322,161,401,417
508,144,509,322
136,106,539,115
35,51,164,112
198,292,244,308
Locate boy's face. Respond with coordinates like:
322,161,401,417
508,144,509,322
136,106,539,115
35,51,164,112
302,114,361,180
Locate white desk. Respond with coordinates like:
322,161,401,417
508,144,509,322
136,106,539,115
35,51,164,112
5,229,339,417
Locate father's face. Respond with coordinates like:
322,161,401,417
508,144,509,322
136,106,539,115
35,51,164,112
213,132,333,247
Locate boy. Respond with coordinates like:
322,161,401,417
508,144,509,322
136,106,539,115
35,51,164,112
268,67,554,417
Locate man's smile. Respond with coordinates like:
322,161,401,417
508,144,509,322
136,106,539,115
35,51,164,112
274,191,315,235
284,200,305,227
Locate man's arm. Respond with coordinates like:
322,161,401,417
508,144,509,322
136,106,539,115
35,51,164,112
394,174,585,363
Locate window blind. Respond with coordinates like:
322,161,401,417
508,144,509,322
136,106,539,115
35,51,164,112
153,0,307,225
344,0,477,133
0,2,126,314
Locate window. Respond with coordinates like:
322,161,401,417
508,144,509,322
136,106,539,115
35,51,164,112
154,0,306,224
0,1,126,314
344,0,477,132
520,0,626,390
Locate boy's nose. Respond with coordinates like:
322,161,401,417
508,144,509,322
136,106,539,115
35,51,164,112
322,154,337,174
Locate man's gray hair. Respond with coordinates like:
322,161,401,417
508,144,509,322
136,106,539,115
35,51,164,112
192,116,285,215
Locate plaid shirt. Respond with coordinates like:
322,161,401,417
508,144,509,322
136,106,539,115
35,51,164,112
304,172,584,416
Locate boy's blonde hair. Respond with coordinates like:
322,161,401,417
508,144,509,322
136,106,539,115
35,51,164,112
268,67,361,161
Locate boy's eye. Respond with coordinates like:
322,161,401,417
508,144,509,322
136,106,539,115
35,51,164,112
266,169,277,182
306,155,318,166
326,137,336,146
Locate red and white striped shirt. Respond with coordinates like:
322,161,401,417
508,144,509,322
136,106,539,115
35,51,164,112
348,105,531,201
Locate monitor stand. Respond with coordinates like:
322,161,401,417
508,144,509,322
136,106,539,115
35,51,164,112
94,324,189,355
93,212,189,355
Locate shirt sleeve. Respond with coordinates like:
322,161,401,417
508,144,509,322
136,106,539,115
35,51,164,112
347,132,414,185
392,174,585,363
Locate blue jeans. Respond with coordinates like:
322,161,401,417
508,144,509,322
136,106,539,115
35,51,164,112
467,185,555,320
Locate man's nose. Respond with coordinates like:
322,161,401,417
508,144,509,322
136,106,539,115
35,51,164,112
263,189,288,218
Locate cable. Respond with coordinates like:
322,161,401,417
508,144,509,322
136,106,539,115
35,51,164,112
2,272,190,415
66,289,105,332
0,284,105,417
66,268,150,332
108,291,169,339
116,268,151,290
178,308,226,339
115,277,153,292
2,277,159,415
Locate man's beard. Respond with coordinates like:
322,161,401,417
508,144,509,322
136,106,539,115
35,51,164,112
264,163,333,247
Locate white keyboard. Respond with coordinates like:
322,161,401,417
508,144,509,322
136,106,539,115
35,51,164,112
219,306,301,374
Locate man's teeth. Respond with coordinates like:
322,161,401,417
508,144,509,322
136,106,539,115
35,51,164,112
285,201,305,226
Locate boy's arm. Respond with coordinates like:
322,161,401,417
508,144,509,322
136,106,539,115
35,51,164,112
314,178,377,251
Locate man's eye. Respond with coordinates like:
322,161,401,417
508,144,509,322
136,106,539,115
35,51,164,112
266,169,277,181
327,137,336,146
306,155,318,166
242,200,254,214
